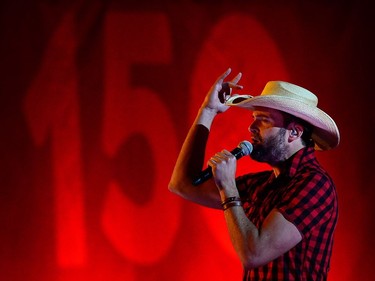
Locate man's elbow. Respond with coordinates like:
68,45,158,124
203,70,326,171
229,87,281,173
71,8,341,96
242,257,261,270
238,247,268,270
240,247,285,270
168,180,178,194
240,252,260,270
168,177,188,196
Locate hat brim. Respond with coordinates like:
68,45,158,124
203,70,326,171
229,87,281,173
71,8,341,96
225,95,340,150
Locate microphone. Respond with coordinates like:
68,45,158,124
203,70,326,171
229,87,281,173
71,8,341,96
192,140,253,186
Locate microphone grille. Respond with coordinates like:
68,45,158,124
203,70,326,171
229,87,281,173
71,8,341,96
239,140,253,156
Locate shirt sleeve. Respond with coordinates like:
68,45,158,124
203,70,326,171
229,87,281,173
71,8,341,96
276,171,338,237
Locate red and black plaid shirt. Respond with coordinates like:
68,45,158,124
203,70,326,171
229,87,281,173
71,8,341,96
237,147,338,281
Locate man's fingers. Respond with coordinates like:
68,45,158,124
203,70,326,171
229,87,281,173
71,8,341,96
216,68,232,85
231,72,242,84
228,74,244,89
230,83,243,89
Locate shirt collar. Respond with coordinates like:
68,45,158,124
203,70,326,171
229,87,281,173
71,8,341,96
284,146,316,178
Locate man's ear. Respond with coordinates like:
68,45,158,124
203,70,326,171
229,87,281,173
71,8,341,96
287,122,303,140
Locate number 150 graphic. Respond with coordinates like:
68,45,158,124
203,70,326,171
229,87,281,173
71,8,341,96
23,9,287,268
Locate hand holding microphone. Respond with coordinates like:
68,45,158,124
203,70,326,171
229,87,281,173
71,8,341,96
192,140,253,186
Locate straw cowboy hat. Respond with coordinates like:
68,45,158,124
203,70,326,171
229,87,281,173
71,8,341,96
225,81,340,151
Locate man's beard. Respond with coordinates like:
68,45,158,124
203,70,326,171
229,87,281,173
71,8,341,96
250,128,288,165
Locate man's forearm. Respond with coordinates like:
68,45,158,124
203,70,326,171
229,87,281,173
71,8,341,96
169,108,213,185
168,107,222,208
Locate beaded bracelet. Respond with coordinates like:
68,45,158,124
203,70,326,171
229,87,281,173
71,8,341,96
221,196,242,211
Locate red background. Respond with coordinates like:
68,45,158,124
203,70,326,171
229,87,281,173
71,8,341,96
1,1,374,280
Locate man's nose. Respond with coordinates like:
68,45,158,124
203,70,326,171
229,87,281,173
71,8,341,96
248,122,258,134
